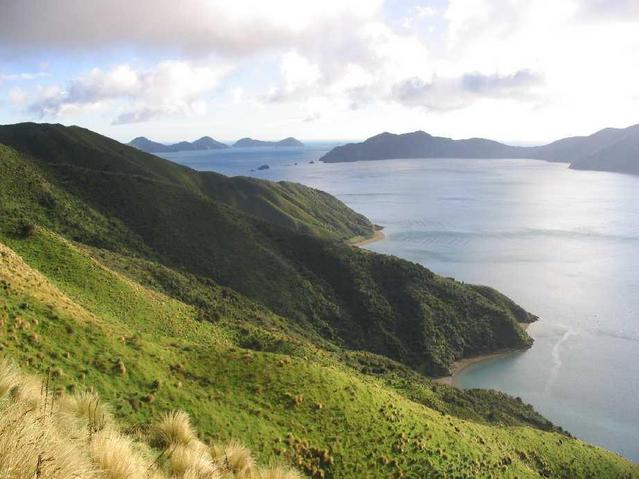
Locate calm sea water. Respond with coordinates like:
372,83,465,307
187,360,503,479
160,146,639,462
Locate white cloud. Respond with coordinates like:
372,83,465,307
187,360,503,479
391,70,544,111
414,6,437,18
578,0,639,19
3,0,639,141
265,52,322,102
262,21,433,115
8,88,28,107
0,0,383,57
27,61,231,124
0,72,48,81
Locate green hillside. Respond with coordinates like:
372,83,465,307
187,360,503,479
0,122,636,478
1,232,636,478
0,123,534,375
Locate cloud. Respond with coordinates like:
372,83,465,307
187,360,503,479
303,112,321,122
5,0,637,143
578,0,639,19
265,52,322,103
27,61,231,123
4,0,547,122
0,0,382,57
8,88,28,107
261,20,431,113
0,72,48,81
391,70,544,111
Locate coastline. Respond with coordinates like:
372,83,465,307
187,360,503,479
434,322,531,386
351,228,385,247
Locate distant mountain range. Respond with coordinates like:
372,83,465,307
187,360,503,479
233,137,304,148
130,135,304,153
320,123,639,175
129,136,229,153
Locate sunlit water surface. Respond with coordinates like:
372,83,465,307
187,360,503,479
161,146,639,461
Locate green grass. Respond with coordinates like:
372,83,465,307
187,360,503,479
0,233,636,478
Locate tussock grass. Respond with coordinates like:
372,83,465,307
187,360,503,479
0,358,43,408
168,444,219,478
0,359,301,479
0,396,97,479
0,357,22,397
254,466,303,479
155,410,198,447
213,440,254,476
89,428,153,479
0,359,96,479
59,389,112,432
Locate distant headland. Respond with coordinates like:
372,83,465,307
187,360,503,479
233,137,304,148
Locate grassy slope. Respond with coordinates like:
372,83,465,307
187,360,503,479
1,233,636,478
0,126,533,374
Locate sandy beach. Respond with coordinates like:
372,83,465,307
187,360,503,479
349,227,534,390
434,322,532,386
352,228,385,247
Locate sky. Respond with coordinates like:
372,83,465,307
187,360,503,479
1,0,639,144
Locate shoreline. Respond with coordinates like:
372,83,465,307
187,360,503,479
434,322,531,386
352,228,385,247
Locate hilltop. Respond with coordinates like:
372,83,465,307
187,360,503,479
320,123,639,176
0,122,636,477
234,137,304,148
129,135,229,153
320,131,525,163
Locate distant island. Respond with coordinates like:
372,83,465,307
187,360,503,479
234,137,304,148
129,136,229,153
320,123,639,176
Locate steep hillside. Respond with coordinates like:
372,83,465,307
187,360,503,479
1,233,636,478
0,123,534,375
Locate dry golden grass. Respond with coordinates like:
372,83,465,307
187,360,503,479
0,358,43,408
0,359,160,479
168,444,220,479
155,410,198,447
94,426,167,479
0,359,301,479
254,465,303,479
0,397,97,479
0,357,22,397
0,242,95,325
212,440,254,476
89,428,153,479
0,359,96,479
59,389,112,432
